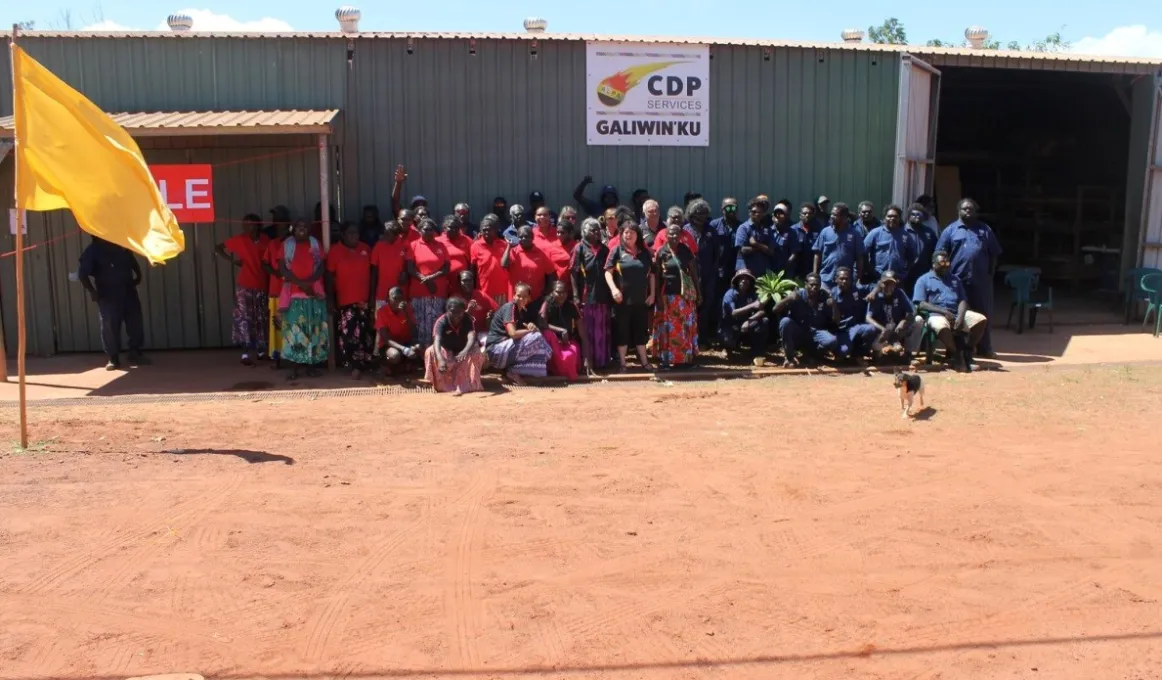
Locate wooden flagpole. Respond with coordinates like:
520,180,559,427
10,24,29,448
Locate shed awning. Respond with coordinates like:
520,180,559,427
0,109,340,139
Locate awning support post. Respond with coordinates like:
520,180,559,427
319,134,336,372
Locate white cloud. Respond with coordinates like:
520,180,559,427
81,19,134,31
82,8,292,32
1072,25,1162,58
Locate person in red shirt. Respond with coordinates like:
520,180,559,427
371,221,409,311
532,206,558,248
438,215,473,278
501,225,556,303
326,222,375,379
470,215,510,305
652,205,699,254
375,286,421,375
216,215,271,366
261,223,289,367
398,209,422,245
545,218,580,298
406,217,451,346
454,270,498,336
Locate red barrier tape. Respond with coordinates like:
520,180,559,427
2,147,318,259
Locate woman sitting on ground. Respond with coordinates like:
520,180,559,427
539,280,585,381
485,282,552,385
424,297,486,395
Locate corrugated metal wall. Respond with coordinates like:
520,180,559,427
2,35,901,355
1123,75,1162,273
345,39,900,220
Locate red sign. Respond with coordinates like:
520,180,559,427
151,164,215,222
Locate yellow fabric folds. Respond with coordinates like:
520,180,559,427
13,45,185,264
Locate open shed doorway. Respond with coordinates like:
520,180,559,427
933,67,1135,323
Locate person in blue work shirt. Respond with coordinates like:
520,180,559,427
777,272,841,368
501,204,535,244
734,197,776,276
913,250,989,371
905,203,939,294
830,267,879,364
709,197,741,289
720,269,769,359
934,198,1002,357
685,199,723,346
769,204,802,276
863,205,917,282
852,201,879,240
572,175,619,218
794,203,823,280
813,202,864,288
864,269,916,361
77,236,149,371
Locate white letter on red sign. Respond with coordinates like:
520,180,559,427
186,179,211,209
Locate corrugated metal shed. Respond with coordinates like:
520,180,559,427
0,109,340,137
342,38,900,226
7,30,1161,73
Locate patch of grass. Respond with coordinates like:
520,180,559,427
10,438,55,455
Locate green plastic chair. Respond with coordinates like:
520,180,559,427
1125,267,1162,324
1004,269,1054,333
1141,272,1162,338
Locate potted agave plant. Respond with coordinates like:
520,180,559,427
754,270,801,306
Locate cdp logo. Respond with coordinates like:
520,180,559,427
596,61,687,107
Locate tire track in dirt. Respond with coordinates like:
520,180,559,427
444,471,494,669
299,471,488,664
18,477,241,598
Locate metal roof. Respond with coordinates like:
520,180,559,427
5,30,1160,73
0,109,340,138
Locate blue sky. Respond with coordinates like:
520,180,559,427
6,1,1162,56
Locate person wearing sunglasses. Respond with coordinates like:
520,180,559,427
710,198,741,291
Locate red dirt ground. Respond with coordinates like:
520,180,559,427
2,364,1162,680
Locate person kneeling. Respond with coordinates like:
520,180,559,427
864,269,916,363
424,297,487,395
376,287,422,376
777,273,840,368
720,269,770,361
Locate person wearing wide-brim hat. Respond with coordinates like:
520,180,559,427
720,269,770,360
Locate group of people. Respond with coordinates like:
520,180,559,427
78,166,1002,390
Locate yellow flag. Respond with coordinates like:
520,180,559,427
13,45,185,264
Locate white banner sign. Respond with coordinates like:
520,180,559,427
586,42,709,147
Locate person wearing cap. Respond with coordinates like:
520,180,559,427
734,197,776,277
863,204,917,283
815,195,831,226
864,269,917,361
813,202,863,289
720,269,769,360
528,191,557,225
573,175,620,218
769,203,802,277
